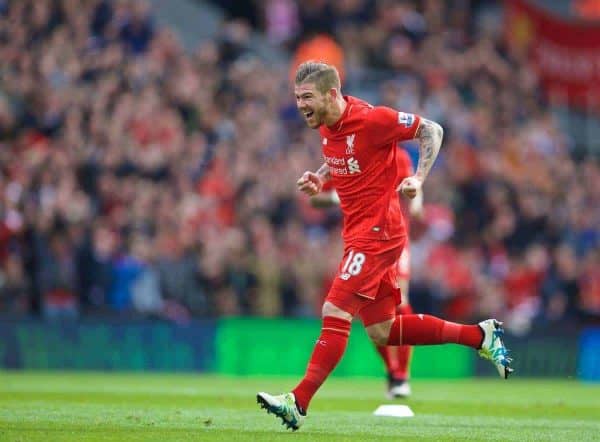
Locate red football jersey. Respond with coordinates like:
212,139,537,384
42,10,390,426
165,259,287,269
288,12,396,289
319,96,420,246
322,148,413,193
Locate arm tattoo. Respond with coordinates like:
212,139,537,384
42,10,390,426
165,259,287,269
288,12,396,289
316,162,331,182
414,118,444,181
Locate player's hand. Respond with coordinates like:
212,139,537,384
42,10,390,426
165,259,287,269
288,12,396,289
297,171,323,196
397,175,422,200
409,188,424,218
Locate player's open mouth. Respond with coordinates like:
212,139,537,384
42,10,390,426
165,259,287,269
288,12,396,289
304,111,314,119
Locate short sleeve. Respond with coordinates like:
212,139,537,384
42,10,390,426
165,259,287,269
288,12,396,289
365,106,421,146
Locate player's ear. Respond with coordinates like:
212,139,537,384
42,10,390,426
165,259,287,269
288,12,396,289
328,88,338,101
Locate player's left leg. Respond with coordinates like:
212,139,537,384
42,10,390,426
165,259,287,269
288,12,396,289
258,293,364,430
290,301,354,415
288,243,408,413
361,284,513,379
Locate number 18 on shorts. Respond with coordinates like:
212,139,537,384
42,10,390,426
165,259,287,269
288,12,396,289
340,250,366,280
329,242,405,301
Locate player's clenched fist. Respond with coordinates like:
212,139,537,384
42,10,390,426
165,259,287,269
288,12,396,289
398,176,422,199
297,171,323,196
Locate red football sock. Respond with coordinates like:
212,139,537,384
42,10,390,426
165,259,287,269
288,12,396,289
292,316,351,412
387,314,483,349
376,345,398,375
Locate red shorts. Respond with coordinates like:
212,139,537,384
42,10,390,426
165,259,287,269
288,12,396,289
326,238,406,325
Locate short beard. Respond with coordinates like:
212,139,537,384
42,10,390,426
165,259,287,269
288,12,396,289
313,106,327,128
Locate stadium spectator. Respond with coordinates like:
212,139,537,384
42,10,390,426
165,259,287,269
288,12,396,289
0,0,597,331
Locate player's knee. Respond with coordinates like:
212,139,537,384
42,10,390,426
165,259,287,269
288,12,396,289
366,329,388,346
365,321,392,346
322,301,353,321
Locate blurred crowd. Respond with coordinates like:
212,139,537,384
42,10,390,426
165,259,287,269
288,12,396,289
0,0,598,331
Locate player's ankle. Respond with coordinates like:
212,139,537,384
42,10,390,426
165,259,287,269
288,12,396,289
295,400,307,416
388,372,407,382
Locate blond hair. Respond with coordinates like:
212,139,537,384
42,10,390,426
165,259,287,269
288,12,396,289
294,61,341,94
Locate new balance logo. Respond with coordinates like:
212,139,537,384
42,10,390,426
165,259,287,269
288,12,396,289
345,133,355,154
347,156,361,174
323,138,327,145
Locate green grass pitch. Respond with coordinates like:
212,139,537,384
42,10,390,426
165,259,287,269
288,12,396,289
0,372,599,441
